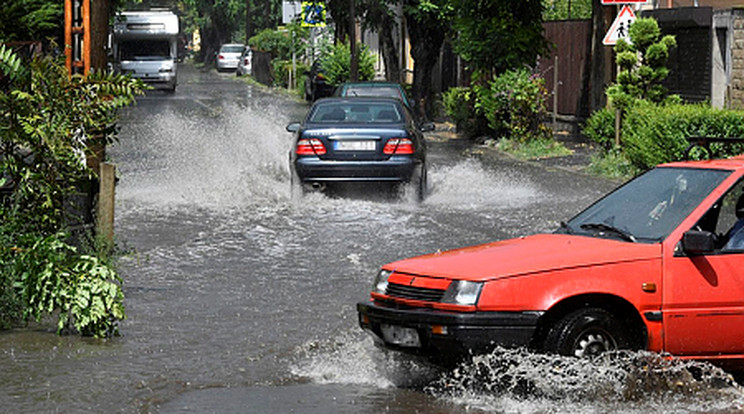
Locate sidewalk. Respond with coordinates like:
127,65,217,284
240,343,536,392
428,122,602,174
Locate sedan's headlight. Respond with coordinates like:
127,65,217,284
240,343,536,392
373,269,392,294
441,280,483,306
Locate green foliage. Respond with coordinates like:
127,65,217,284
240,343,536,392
587,148,639,181
1,48,139,337
452,0,547,79
542,0,592,20
495,136,572,160
319,42,376,86
582,108,616,151
621,102,744,170
0,0,63,42
249,24,308,60
606,18,677,111
442,87,476,133
271,60,309,88
474,68,552,142
11,233,125,337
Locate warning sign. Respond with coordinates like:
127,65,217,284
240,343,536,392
301,1,326,27
603,5,636,46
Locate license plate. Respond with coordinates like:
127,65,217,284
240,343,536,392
380,324,421,348
334,140,376,151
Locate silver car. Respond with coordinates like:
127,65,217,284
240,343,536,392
216,43,244,72
236,47,252,76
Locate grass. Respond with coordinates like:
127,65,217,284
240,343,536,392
586,149,640,181
491,137,573,160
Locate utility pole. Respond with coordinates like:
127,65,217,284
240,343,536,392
65,0,116,246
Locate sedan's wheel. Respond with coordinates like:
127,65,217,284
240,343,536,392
544,308,631,358
290,169,304,200
416,164,428,202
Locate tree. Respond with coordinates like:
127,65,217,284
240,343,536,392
542,0,592,21
403,0,450,121
359,0,400,82
183,0,245,63
452,0,547,81
606,17,676,111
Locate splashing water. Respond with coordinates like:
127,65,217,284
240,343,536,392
115,103,292,208
426,158,538,210
291,335,744,414
426,348,744,413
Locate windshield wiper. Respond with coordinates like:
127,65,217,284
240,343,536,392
579,223,637,243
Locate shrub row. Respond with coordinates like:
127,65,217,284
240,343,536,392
584,102,744,171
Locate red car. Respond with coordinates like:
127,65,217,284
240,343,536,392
358,139,744,366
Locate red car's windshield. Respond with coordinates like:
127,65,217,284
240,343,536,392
564,167,731,243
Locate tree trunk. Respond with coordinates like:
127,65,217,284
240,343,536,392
404,8,445,121
349,0,358,81
245,0,254,44
589,0,615,111
379,20,399,82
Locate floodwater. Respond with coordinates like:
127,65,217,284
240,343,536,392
2,65,744,413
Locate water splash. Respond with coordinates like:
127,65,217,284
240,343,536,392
290,334,744,413
426,158,538,210
290,331,440,390
426,348,744,413
115,103,292,208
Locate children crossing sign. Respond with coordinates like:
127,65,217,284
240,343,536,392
603,5,636,46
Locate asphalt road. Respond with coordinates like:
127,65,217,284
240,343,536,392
2,64,742,413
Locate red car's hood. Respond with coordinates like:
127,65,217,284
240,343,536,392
386,234,662,281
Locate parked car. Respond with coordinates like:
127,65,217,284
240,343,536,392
215,43,244,72
334,82,412,110
287,97,433,199
303,61,335,102
236,47,252,76
358,137,744,366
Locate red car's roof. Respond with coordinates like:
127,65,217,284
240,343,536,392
386,234,661,282
660,154,744,170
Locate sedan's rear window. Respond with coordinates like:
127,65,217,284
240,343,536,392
220,45,244,53
343,86,404,101
308,102,402,123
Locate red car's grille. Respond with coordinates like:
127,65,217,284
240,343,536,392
386,282,445,302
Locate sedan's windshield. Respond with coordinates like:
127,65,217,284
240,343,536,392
563,167,731,243
308,102,403,123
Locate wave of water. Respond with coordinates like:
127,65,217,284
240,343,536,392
292,335,744,413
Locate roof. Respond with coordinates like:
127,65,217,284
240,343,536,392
661,155,744,170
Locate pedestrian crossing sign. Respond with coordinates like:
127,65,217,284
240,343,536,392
603,5,636,46
301,1,326,27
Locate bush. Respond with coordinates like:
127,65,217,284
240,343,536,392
475,68,552,142
249,24,307,61
271,60,309,88
442,87,478,133
622,102,744,170
0,45,137,337
582,108,616,151
319,41,376,86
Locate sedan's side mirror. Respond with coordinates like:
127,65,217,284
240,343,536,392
681,230,716,255
286,122,300,133
419,122,435,133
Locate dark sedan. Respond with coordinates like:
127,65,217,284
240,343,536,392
287,97,432,199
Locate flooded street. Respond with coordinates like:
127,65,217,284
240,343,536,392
3,64,744,413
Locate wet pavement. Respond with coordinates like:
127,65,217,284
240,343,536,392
2,64,744,413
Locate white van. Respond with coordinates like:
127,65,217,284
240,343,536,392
113,11,179,91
